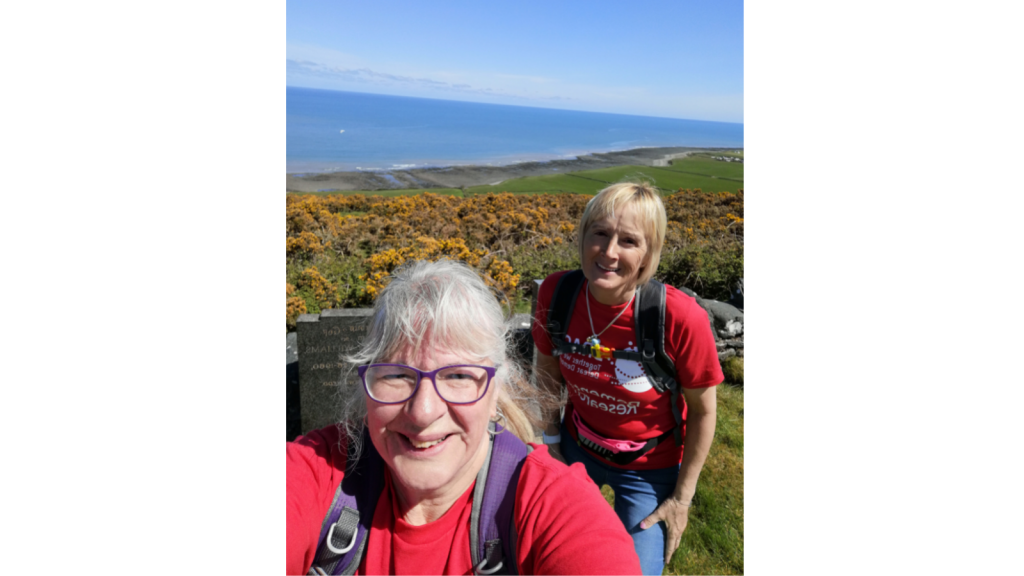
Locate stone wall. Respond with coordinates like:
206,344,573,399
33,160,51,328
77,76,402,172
286,280,742,441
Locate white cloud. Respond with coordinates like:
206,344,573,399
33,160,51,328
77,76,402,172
286,59,575,103
286,55,741,122
286,44,364,68
493,73,558,84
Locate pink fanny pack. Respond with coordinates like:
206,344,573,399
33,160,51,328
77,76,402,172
572,410,648,454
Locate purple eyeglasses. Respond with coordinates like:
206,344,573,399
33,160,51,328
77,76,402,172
357,363,499,405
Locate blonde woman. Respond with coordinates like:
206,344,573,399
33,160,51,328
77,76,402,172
532,182,723,575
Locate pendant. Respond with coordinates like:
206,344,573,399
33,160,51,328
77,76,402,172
583,336,613,360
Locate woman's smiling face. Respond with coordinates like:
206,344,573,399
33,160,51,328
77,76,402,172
581,201,649,305
364,343,499,505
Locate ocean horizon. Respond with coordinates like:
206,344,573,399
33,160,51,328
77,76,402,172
286,87,743,174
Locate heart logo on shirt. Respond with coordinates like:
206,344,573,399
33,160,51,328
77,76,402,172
615,342,653,393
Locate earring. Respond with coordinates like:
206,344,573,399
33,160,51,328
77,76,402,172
489,407,508,435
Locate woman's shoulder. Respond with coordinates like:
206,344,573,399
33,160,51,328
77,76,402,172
287,424,349,479
516,440,602,500
516,444,612,513
541,270,573,284
514,445,642,574
538,269,573,294
659,284,722,384
520,443,583,481
535,270,577,311
662,283,712,327
287,425,351,575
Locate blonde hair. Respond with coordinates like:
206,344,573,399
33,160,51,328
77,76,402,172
578,181,667,287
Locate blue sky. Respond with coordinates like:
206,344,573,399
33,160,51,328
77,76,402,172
287,0,743,123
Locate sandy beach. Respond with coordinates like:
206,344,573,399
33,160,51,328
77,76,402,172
285,146,739,193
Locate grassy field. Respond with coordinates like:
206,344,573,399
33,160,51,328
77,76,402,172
659,157,745,182
464,155,743,196
287,187,464,197
287,153,743,198
600,383,744,575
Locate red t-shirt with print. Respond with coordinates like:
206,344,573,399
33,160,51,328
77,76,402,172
287,424,641,575
532,270,723,470
363,469,477,575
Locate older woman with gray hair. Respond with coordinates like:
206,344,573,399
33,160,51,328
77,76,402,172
287,259,641,575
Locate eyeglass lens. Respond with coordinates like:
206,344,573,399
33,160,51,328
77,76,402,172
363,364,490,403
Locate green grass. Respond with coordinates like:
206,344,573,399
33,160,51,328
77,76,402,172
286,188,464,197
600,383,744,575
721,357,744,386
578,165,741,194
287,154,743,199
511,297,533,315
464,172,608,195
462,161,743,197
664,154,745,183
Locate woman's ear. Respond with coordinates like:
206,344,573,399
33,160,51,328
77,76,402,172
490,388,503,419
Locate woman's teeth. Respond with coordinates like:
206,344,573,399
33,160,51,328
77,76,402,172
597,263,619,272
409,435,448,449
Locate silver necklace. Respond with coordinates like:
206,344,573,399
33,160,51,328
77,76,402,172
585,283,636,347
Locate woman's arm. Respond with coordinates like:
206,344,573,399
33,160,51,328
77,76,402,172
287,430,345,575
640,384,718,566
516,452,642,575
533,350,567,462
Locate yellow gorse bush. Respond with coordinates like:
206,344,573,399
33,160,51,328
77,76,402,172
285,189,742,330
286,283,307,331
286,231,327,256
296,266,337,312
361,236,517,300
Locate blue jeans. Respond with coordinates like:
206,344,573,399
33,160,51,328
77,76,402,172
560,422,680,576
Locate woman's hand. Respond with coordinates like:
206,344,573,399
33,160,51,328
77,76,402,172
645,384,718,566
639,496,692,565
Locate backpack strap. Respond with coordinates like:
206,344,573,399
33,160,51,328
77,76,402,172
635,280,684,446
310,424,532,576
547,271,685,452
546,270,586,357
471,422,532,576
545,270,645,361
308,427,384,576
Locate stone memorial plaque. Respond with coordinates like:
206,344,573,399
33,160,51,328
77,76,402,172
286,332,300,441
296,309,373,435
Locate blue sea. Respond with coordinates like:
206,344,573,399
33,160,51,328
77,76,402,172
287,87,744,174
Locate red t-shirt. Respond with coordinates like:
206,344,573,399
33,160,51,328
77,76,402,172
532,270,723,470
287,425,641,575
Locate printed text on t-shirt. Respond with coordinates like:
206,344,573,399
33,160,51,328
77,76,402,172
567,381,640,415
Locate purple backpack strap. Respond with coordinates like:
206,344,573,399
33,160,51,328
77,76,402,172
308,428,384,576
471,422,532,575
